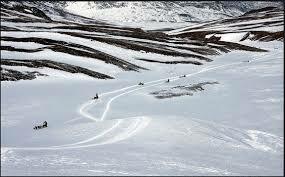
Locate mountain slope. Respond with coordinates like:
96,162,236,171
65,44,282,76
1,2,282,81
1,2,283,176
63,1,283,23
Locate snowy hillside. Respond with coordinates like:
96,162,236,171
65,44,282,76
2,2,282,81
1,1,284,176
64,1,283,23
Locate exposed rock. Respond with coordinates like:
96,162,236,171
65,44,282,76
206,35,221,42
150,81,219,99
243,6,278,16
1,59,114,81
1,37,146,71
240,31,284,42
1,67,48,81
136,58,203,65
1,2,52,21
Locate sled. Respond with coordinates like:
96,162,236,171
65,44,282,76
33,125,48,130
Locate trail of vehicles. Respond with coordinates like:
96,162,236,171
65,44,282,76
35,63,250,130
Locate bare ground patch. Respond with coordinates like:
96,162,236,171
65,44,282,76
1,37,146,72
136,58,203,65
1,59,113,81
1,67,48,81
150,81,219,99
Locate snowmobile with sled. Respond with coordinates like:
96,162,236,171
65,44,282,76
33,121,48,130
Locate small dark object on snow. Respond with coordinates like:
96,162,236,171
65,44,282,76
207,35,221,42
43,121,48,127
138,82,144,85
93,93,99,99
33,121,48,130
166,79,170,83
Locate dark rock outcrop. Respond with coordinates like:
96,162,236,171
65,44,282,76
1,67,48,81
1,59,114,81
150,81,219,99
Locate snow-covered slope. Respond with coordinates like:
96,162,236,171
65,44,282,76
63,1,283,23
2,2,282,81
1,1,284,176
167,6,284,35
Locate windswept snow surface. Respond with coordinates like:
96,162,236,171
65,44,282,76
1,40,283,175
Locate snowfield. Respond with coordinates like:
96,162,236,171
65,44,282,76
1,40,283,175
1,2,284,176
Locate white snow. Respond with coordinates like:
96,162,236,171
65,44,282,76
1,41,46,50
1,39,283,175
63,2,249,24
1,3,284,175
206,32,248,42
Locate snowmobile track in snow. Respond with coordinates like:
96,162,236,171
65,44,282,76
3,55,272,151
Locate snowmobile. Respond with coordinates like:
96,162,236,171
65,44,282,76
93,93,99,100
33,121,48,130
138,82,144,85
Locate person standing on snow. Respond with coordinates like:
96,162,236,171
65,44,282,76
43,121,47,127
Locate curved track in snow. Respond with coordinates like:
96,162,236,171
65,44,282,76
3,56,271,151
